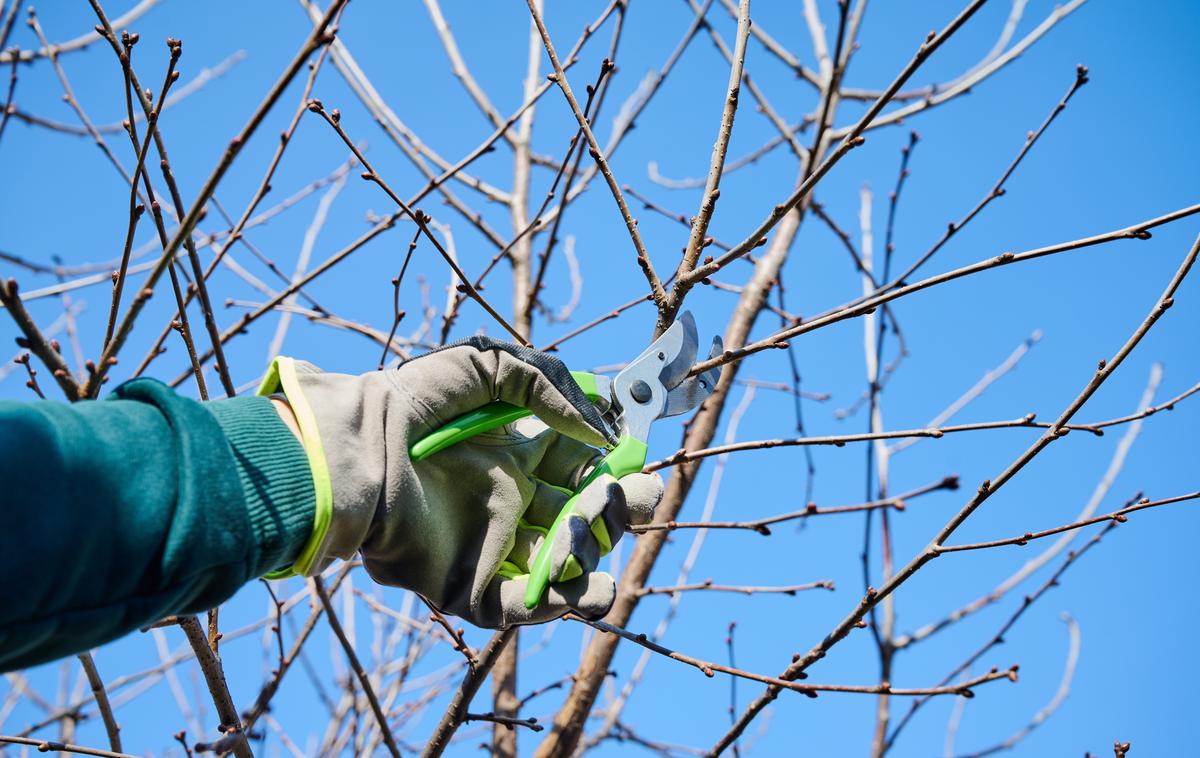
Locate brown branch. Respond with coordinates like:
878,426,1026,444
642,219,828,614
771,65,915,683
631,477,959,535
76,653,121,754
689,202,1200,378
313,576,401,758
307,102,528,345
836,0,1088,140
378,225,422,369
177,616,252,758
687,0,990,285
97,31,211,401
421,628,516,758
463,712,543,733
647,416,1049,471
575,617,1016,698
173,731,195,758
421,598,478,669
526,0,666,306
82,0,348,397
937,491,1200,554
539,9,988,752
259,580,286,677
131,57,345,378
637,580,834,597
671,0,751,303
0,735,137,758
895,362,1165,650
711,229,1200,754
13,352,44,398
890,65,1089,288
0,0,158,63
1084,379,1200,431
954,615,1081,758
0,46,18,144
0,279,80,399
240,565,355,734
85,13,246,398
887,508,1124,750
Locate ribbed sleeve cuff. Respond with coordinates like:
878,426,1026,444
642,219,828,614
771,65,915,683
205,396,315,576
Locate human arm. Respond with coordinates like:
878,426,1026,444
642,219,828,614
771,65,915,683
0,380,314,671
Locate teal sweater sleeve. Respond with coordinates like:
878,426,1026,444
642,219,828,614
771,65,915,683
0,379,315,672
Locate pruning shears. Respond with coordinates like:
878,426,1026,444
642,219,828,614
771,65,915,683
409,311,722,609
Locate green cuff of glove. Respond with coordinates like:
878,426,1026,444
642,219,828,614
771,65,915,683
254,356,334,578
204,395,316,577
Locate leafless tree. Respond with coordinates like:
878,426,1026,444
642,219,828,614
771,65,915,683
0,1,1192,755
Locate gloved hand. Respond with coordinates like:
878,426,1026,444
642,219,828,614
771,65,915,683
260,337,663,628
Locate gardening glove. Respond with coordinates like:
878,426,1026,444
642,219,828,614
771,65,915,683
258,337,664,629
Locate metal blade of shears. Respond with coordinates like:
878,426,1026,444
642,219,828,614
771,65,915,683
657,311,699,392
661,335,723,418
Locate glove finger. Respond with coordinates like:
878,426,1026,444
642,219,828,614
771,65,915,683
549,513,601,582
524,473,622,559
533,431,603,491
400,337,614,448
616,472,664,526
507,522,546,574
479,572,617,628
523,478,571,530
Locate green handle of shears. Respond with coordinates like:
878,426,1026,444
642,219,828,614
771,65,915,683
523,432,647,609
410,371,602,462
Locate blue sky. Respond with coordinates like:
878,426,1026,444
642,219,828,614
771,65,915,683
1,1,1198,755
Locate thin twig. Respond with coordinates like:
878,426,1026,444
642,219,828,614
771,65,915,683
82,0,348,397
638,580,834,597
711,230,1200,754
526,0,666,306
575,617,1016,698
0,735,137,758
307,101,528,344
671,0,751,306
937,491,1200,554
177,616,252,758
896,363,1165,649
0,279,80,399
13,353,44,398
954,614,1081,758
75,654,120,754
313,576,402,758
689,202,1200,377
632,477,959,535
890,65,1090,287
421,629,516,758
689,0,992,284
0,0,158,63
463,713,544,733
